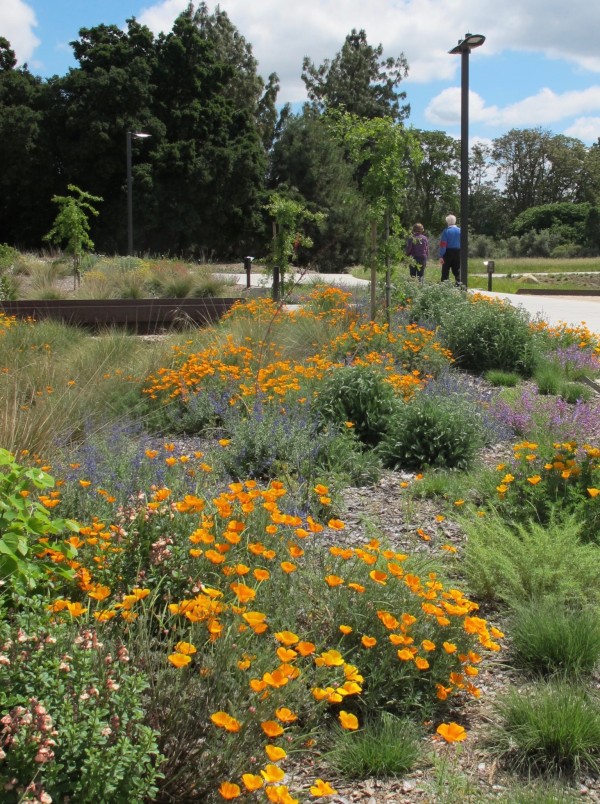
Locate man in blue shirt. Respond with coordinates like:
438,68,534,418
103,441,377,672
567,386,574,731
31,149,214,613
439,214,461,285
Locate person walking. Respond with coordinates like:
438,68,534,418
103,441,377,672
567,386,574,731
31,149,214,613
405,223,429,283
439,214,461,285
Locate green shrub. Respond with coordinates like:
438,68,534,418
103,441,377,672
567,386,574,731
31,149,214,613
313,365,400,446
408,282,468,328
491,682,600,776
326,713,421,779
0,604,162,803
376,392,484,471
510,599,600,677
0,449,79,594
442,296,537,375
463,512,600,608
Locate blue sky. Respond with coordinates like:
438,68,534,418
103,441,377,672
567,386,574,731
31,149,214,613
3,0,600,146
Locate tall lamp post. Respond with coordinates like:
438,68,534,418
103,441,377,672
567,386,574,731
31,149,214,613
449,33,485,288
126,131,151,256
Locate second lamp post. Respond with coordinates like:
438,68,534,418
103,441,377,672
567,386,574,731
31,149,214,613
126,130,151,256
449,33,485,288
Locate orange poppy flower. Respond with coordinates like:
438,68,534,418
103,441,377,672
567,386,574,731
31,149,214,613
261,720,284,738
241,774,263,791
436,722,467,742
339,711,359,730
218,781,241,799
265,744,287,761
168,653,191,668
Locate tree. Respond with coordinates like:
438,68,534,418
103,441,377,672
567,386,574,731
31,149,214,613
144,2,269,256
302,29,409,121
44,185,102,285
491,128,588,218
404,130,459,235
269,108,367,270
330,112,421,318
51,19,160,253
265,193,325,298
0,39,54,247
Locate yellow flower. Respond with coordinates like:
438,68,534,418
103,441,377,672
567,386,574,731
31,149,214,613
339,624,353,635
327,519,345,530
275,707,298,723
265,744,287,761
168,652,191,668
422,639,436,652
325,575,344,587
175,641,197,655
316,649,344,667
339,711,359,730
436,722,467,743
310,778,338,796
588,488,600,498
210,712,241,732
274,631,299,646
261,764,285,783
242,774,263,791
527,475,542,485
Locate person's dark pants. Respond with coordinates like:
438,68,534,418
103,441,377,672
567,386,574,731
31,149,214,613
441,248,460,284
409,257,426,282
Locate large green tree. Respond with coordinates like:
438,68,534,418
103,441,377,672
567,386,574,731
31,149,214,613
491,128,588,218
50,19,160,252
0,39,53,246
143,2,271,256
269,108,367,270
302,29,410,121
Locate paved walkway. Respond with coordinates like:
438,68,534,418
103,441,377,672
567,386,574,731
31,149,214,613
215,271,600,334
474,290,600,334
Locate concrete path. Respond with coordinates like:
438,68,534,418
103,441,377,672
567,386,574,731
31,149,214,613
213,271,370,289
474,290,600,334
214,270,600,334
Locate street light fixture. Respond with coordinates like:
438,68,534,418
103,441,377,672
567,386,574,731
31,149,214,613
126,131,151,256
448,33,485,288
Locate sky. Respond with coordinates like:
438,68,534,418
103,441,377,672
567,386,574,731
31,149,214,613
2,0,600,146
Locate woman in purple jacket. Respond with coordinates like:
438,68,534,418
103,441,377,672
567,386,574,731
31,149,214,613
406,222,429,283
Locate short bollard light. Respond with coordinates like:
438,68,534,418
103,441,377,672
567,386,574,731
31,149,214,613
483,259,495,291
243,256,254,289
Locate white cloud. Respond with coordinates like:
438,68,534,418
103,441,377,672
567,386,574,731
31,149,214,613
0,0,39,64
137,0,600,100
564,117,600,144
427,85,600,132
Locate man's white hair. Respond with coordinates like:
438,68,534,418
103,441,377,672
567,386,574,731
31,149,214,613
446,214,457,225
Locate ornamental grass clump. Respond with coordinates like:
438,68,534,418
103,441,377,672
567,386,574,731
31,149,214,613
491,682,600,777
325,712,421,779
510,599,600,677
462,511,600,609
